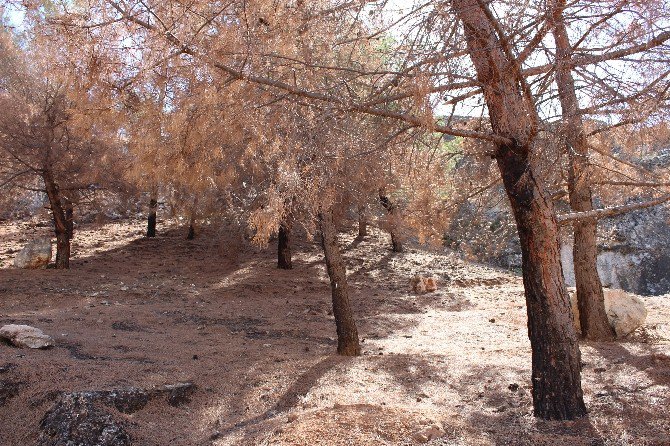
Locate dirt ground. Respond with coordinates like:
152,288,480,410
1,219,669,446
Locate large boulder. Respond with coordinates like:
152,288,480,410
0,324,55,349
14,237,52,269
569,288,648,338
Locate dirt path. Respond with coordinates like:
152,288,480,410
1,221,669,445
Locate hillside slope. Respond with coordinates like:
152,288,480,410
1,221,669,445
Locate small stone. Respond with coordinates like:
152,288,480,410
412,425,444,443
0,324,55,349
287,413,298,423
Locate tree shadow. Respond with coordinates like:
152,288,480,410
214,355,346,443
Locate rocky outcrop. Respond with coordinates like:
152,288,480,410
562,204,670,296
0,324,55,349
569,288,648,338
38,383,195,446
14,237,52,269
40,392,131,446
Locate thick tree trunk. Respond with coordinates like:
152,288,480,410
552,10,615,341
378,190,403,252
43,170,70,269
453,0,586,419
147,196,157,238
357,204,367,237
497,145,587,420
318,209,360,356
277,222,293,269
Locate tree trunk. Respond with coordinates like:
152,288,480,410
357,204,367,237
43,170,70,269
277,222,293,269
454,0,586,420
65,201,74,240
318,208,360,356
497,144,587,420
147,196,157,238
552,8,615,341
378,190,403,252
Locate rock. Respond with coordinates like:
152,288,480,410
412,424,444,443
409,275,438,294
0,324,55,349
604,289,648,337
39,392,131,446
569,288,647,337
14,237,52,269
38,383,195,446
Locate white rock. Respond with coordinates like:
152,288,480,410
14,237,52,269
605,289,648,337
0,324,55,349
412,424,444,443
569,288,647,338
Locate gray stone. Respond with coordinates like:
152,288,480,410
14,237,52,269
38,383,196,446
0,324,55,349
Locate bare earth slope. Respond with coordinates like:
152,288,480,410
0,220,669,445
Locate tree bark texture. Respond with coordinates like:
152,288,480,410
454,0,587,420
147,196,157,238
277,222,293,269
552,6,615,341
378,190,403,252
318,208,360,356
43,169,70,269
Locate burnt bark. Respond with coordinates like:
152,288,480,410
277,222,292,269
43,169,70,269
186,208,196,240
454,0,586,419
552,10,614,341
497,145,587,420
147,197,157,238
318,209,360,356
378,190,403,252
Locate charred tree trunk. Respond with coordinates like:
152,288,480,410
357,204,368,238
147,196,157,238
552,8,615,341
454,0,586,419
186,207,196,240
378,190,403,252
496,145,587,420
318,208,360,356
277,222,293,269
43,169,70,269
